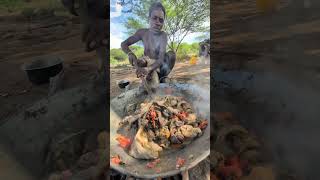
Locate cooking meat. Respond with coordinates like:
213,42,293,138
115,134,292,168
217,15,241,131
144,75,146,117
129,128,163,160
120,95,208,160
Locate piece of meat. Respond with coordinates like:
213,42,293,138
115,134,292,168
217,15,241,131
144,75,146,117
199,120,208,130
129,128,163,159
180,125,200,138
185,113,197,124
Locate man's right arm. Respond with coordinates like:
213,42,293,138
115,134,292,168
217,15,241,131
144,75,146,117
121,29,145,67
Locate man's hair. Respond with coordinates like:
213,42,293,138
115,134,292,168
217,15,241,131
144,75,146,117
149,2,166,18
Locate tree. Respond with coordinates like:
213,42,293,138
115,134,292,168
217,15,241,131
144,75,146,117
118,0,209,52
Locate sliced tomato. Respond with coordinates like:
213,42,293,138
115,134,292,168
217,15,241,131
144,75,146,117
176,157,186,169
116,134,131,148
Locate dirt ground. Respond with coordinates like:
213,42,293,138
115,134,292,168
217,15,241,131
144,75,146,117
214,0,320,86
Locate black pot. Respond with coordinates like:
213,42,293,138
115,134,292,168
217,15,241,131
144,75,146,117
117,80,130,89
22,55,63,85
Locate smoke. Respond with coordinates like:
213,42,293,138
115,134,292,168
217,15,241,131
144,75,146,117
223,1,320,178
219,69,320,179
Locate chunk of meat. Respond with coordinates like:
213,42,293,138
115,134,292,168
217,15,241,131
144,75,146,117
129,128,163,159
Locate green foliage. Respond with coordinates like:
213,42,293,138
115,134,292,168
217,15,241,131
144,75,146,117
110,46,144,65
130,45,144,58
0,0,24,12
119,0,210,52
175,42,199,61
21,7,35,18
110,48,127,61
110,56,118,65
0,0,67,15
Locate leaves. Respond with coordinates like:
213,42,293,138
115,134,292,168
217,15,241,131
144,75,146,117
120,0,210,52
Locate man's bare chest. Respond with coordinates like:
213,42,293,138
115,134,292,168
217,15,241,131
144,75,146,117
142,32,164,56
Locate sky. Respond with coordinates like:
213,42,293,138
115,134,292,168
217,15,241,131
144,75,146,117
110,0,209,49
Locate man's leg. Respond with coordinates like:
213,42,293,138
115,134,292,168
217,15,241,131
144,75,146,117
159,51,176,83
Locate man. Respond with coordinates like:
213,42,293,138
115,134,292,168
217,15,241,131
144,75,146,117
61,0,108,85
121,2,176,83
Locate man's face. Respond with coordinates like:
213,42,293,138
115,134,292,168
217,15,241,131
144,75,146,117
149,9,165,32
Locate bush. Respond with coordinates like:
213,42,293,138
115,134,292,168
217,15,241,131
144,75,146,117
21,7,35,18
0,0,24,12
176,42,200,61
110,48,127,61
110,56,118,65
131,45,144,58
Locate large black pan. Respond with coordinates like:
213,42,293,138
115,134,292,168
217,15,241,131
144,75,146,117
110,83,210,179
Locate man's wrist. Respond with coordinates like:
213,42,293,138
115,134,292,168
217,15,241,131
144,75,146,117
127,51,135,56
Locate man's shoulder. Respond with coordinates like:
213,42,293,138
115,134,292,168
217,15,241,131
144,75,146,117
136,28,149,34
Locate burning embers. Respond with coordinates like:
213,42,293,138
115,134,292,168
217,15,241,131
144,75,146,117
117,96,208,160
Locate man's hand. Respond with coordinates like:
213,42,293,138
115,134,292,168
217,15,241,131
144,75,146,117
136,67,148,78
83,18,108,52
146,69,154,81
128,53,137,66
61,0,108,52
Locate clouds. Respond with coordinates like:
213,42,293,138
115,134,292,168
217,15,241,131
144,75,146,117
110,1,125,49
110,33,123,49
110,1,122,19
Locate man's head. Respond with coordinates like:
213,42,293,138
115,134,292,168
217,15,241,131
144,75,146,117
148,2,166,32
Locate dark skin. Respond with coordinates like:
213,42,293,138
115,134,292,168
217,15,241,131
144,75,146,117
121,9,168,81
